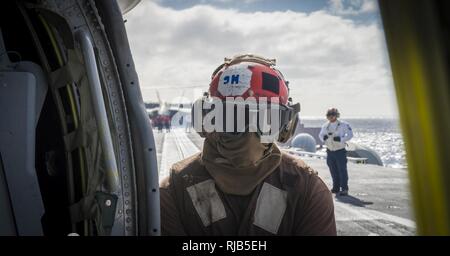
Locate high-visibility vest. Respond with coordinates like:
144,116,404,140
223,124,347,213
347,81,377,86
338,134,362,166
324,121,346,151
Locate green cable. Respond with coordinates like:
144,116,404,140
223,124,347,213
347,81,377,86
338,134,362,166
38,14,89,235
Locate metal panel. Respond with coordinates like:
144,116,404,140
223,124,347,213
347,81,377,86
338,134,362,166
75,30,120,192
94,0,161,235
0,154,16,235
0,71,45,235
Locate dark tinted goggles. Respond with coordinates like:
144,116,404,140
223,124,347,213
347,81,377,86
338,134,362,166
192,97,300,135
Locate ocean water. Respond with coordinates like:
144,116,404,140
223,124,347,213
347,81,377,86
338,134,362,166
300,118,407,169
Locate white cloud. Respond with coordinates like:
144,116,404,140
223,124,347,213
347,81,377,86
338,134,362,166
200,0,261,3
328,0,378,16
125,1,397,117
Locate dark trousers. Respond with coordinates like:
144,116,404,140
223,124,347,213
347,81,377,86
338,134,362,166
326,148,349,191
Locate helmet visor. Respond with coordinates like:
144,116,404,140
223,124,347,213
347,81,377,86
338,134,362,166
192,97,298,138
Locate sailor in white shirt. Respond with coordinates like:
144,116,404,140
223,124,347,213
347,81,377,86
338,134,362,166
319,108,353,196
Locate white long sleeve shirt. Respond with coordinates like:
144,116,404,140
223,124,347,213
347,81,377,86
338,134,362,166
319,120,353,151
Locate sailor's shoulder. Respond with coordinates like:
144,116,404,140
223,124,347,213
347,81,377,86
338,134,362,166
276,153,326,196
160,153,207,189
280,152,318,177
338,120,352,128
170,152,203,175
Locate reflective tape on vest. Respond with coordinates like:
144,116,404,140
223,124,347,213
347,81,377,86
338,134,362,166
253,182,288,234
186,179,227,227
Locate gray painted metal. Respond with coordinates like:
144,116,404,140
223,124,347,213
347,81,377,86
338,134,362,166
346,143,383,166
0,72,44,235
117,0,141,14
40,0,137,235
94,0,161,235
0,28,10,66
291,133,317,153
0,155,16,235
75,30,120,192
15,62,48,125
0,28,48,126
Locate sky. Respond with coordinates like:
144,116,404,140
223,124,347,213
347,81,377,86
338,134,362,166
124,0,399,118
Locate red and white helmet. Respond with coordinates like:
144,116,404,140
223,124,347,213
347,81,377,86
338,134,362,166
193,54,300,143
209,54,290,105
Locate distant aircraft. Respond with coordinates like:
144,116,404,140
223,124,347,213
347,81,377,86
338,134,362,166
146,90,172,118
145,90,192,120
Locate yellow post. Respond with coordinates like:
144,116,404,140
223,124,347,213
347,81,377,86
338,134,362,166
379,0,450,235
